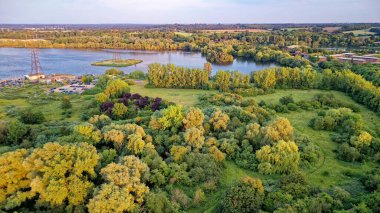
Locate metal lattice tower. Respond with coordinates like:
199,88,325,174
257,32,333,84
30,48,43,75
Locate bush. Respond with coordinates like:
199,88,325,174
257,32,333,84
220,177,265,213
127,70,146,80
280,95,294,105
338,143,361,162
20,110,45,124
287,103,299,111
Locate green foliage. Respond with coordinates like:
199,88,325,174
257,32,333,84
105,68,124,76
105,79,130,98
61,95,72,109
6,120,27,144
156,105,185,130
19,110,45,124
126,70,146,80
256,140,300,174
25,142,99,208
148,63,210,89
220,177,265,213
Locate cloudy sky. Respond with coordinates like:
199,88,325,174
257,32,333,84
0,0,379,24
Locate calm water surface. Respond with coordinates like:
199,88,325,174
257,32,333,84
0,48,276,79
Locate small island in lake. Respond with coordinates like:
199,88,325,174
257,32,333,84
91,59,143,67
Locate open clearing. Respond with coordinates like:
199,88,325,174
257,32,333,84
130,83,217,106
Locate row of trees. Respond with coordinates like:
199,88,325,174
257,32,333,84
147,63,211,89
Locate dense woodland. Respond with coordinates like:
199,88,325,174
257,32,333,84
1,26,380,213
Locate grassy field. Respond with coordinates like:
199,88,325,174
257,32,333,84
0,85,94,122
343,28,376,36
91,59,142,67
130,83,217,106
174,32,193,37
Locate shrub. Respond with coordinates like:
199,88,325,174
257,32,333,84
20,110,45,124
280,95,295,105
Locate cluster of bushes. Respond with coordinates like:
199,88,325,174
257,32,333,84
310,108,380,162
218,170,380,213
99,92,166,119
261,93,361,113
253,68,380,113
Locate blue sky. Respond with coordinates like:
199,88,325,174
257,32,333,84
0,0,379,24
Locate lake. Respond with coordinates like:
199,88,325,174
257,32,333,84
0,48,276,79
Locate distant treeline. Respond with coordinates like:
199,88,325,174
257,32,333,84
0,29,379,65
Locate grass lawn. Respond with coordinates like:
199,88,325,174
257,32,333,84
91,59,142,67
130,83,217,106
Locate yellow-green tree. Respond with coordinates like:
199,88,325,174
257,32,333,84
95,92,109,103
350,131,373,150
74,123,102,144
183,107,204,129
170,145,189,161
157,105,184,130
25,142,99,207
209,110,230,131
103,129,125,150
87,156,149,213
184,127,205,149
263,117,293,143
104,79,129,98
112,103,128,119
127,134,146,155
256,140,300,174
245,123,261,141
0,149,32,210
253,68,277,90
208,146,225,162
